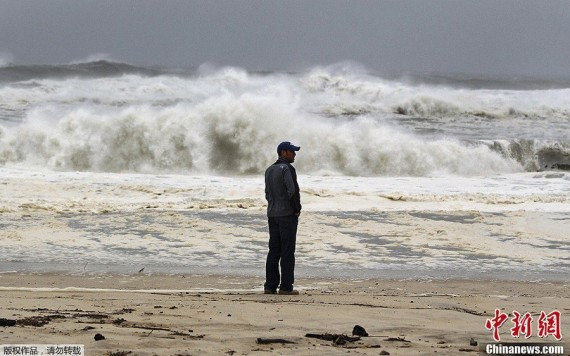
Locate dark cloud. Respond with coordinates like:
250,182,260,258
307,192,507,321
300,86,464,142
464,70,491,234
1,0,569,77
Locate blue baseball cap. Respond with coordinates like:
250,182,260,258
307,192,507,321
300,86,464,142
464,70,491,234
277,141,301,154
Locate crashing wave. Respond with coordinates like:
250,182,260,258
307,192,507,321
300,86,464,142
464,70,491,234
485,140,570,171
0,64,568,176
0,99,523,176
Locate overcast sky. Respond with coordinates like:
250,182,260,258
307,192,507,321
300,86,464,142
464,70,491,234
1,0,570,78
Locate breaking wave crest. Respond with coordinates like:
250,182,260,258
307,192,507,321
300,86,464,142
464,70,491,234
0,63,568,176
302,67,570,120
0,99,523,176
486,140,570,171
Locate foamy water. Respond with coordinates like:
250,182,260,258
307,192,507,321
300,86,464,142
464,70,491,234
1,62,569,175
0,62,569,280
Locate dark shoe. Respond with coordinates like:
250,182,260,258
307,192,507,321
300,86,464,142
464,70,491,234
278,289,299,295
264,289,277,294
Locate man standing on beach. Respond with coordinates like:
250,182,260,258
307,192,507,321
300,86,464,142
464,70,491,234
264,141,302,295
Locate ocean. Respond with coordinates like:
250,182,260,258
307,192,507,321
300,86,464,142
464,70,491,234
0,61,568,280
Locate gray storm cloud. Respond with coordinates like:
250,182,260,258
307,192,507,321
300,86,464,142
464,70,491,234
0,0,569,78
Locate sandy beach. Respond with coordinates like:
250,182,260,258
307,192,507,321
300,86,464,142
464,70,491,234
1,168,569,354
0,273,568,355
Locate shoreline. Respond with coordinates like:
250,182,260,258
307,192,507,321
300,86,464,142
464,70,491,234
1,271,568,289
1,264,569,283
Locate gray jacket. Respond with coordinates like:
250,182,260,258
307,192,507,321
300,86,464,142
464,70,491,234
265,158,301,217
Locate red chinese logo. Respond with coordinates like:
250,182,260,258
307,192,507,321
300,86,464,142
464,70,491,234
511,311,533,339
485,309,562,342
485,309,509,341
538,310,562,340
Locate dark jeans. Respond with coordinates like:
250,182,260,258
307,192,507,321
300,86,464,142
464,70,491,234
264,214,298,292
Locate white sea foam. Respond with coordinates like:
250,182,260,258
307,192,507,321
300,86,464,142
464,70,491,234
301,66,570,121
0,167,568,278
1,167,568,213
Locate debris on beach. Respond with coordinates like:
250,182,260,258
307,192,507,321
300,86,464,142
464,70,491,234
73,312,108,320
169,331,201,337
0,318,16,327
352,325,368,336
305,333,361,345
112,318,126,325
94,333,106,341
17,314,65,327
344,345,384,350
110,320,205,340
469,338,478,346
256,338,296,344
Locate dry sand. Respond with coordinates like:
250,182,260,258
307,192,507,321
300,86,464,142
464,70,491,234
0,273,568,355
